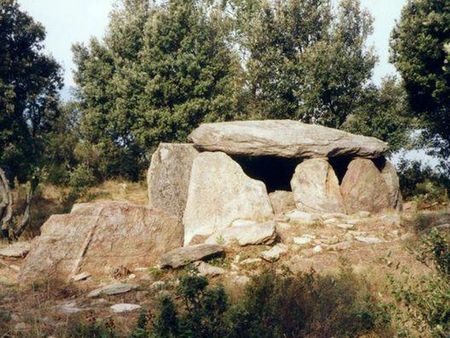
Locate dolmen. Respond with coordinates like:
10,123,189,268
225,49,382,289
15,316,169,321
148,120,402,245
19,120,401,282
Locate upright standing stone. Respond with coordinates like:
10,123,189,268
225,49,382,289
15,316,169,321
380,160,403,211
147,143,198,218
183,152,274,245
291,159,345,213
340,159,391,214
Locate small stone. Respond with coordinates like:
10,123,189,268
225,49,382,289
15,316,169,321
313,245,323,254
194,261,225,277
324,218,338,225
128,274,136,280
327,241,352,251
356,211,371,218
159,244,224,268
56,302,83,314
355,236,384,244
260,244,288,262
240,258,262,265
286,210,322,223
293,235,314,246
345,219,360,225
322,212,347,220
88,283,138,298
336,223,354,230
71,272,91,282
111,303,141,313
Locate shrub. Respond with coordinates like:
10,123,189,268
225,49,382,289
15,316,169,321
150,267,391,337
388,229,450,337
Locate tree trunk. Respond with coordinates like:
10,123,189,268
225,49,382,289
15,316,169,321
0,167,37,240
0,168,13,239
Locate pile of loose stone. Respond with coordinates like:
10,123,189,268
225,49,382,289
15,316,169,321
13,120,403,283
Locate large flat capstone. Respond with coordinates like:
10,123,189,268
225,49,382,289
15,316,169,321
147,143,198,218
188,120,388,159
183,152,274,245
19,201,183,282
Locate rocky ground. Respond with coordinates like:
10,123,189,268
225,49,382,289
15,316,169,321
1,202,448,337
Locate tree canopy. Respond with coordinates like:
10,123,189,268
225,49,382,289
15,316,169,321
391,0,450,163
0,0,62,182
73,0,242,180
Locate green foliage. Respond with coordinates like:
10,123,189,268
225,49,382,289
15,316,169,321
388,229,450,337
391,0,450,162
397,159,450,201
343,77,413,153
68,318,118,338
0,0,63,182
131,310,150,338
73,0,241,180
150,268,391,337
236,0,376,128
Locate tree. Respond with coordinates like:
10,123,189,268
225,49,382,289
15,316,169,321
235,0,376,128
391,0,450,163
73,0,242,180
342,76,414,154
0,0,62,239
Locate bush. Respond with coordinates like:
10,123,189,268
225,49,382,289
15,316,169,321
388,229,450,337
150,267,391,337
397,159,450,203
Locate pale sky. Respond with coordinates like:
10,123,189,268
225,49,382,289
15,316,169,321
18,0,406,98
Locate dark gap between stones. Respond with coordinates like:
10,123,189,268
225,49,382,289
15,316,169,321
328,156,353,184
232,155,301,193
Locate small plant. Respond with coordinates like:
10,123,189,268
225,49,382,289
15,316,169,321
130,309,150,338
215,234,225,245
148,266,164,279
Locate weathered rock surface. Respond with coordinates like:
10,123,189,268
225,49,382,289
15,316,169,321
205,221,276,246
269,191,296,214
188,120,388,158
88,283,138,298
380,160,403,211
0,241,30,258
147,143,198,218
19,201,183,282
159,244,224,269
291,159,345,213
285,210,322,223
183,152,273,245
341,159,391,214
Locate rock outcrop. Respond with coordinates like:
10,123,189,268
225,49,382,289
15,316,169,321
188,120,388,158
291,159,345,213
147,143,198,218
19,201,183,282
183,152,274,245
340,159,391,214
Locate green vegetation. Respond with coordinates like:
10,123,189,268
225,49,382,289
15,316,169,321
147,267,391,338
388,229,450,337
391,0,450,166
